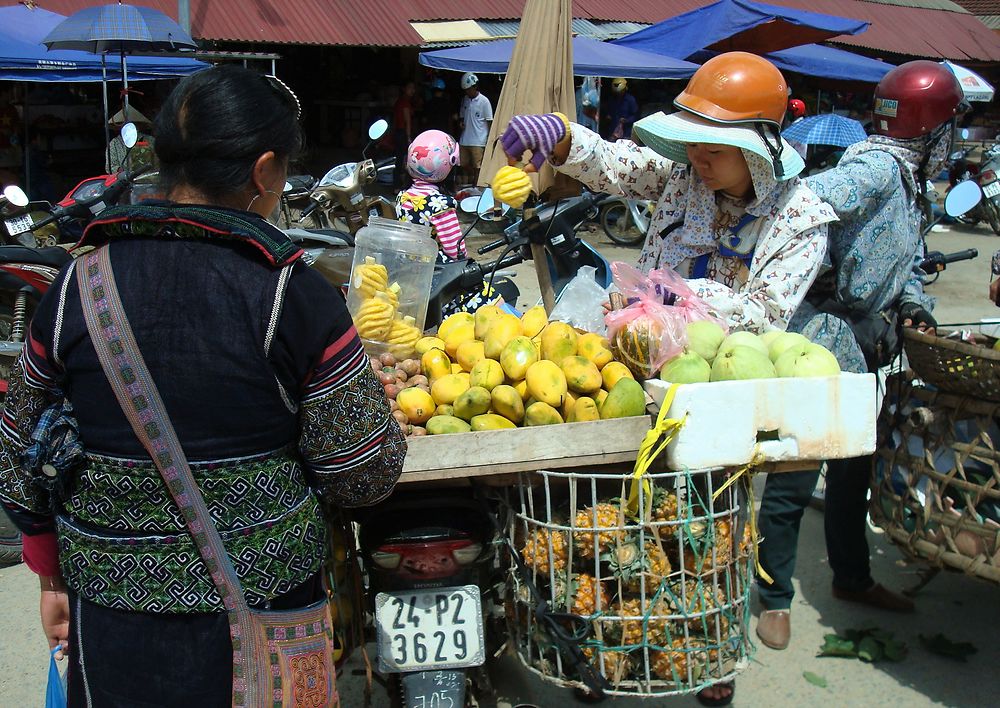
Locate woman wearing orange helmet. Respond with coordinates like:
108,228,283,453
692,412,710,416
501,52,835,337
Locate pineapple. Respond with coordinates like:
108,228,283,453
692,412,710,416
669,580,729,637
651,638,708,683
605,534,673,593
605,597,672,648
569,573,608,618
583,646,634,682
683,517,735,575
573,503,624,559
521,528,568,574
651,487,680,536
738,519,753,559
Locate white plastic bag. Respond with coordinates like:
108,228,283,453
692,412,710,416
549,266,609,336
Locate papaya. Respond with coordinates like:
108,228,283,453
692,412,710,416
491,385,525,424
524,401,564,426
415,336,446,357
456,340,486,372
426,415,472,435
594,388,609,410
437,312,473,341
539,321,578,363
568,396,600,422
520,305,548,338
451,363,464,375
421,348,452,381
434,404,455,417
560,355,602,394
499,336,539,380
511,379,530,402
396,387,435,424
444,320,476,358
430,373,471,406
453,386,492,421
577,332,614,369
601,361,634,392
483,314,523,360
474,305,504,340
470,359,504,391
561,390,578,420
525,360,568,407
600,378,647,419
471,413,517,431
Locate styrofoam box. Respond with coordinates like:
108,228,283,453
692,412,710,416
643,373,877,470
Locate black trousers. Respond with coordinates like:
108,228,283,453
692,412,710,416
756,456,874,609
66,574,322,707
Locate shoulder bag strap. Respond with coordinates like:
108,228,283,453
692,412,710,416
74,247,250,615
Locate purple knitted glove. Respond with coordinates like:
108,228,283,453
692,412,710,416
500,113,568,171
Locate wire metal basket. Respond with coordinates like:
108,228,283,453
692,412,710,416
506,464,754,697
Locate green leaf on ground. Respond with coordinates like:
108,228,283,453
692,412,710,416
919,633,977,662
818,634,857,658
803,671,828,688
857,636,884,663
882,637,908,662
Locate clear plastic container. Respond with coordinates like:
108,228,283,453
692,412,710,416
346,217,437,358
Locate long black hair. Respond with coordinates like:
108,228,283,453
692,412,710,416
154,65,303,202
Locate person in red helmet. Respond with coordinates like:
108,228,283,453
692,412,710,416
756,60,966,652
785,98,809,159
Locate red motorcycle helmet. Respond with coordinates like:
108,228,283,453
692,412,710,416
872,60,965,139
787,99,806,119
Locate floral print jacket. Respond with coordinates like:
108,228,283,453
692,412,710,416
556,124,836,333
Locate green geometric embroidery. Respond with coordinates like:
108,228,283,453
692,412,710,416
156,450,171,467
132,395,148,412
99,311,113,329
93,285,105,300
144,421,159,439
121,366,136,384
108,339,123,356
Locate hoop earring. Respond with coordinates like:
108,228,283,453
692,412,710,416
246,188,280,212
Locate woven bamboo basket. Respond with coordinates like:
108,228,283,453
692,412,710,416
505,464,753,697
902,328,1000,402
872,377,1000,584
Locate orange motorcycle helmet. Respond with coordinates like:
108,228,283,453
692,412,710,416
674,52,789,127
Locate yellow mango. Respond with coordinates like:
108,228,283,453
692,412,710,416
421,348,452,381
499,336,539,380
491,385,525,424
453,386,492,421
511,379,530,402
524,401,564,426
415,336,446,357
426,415,471,435
560,355,603,394
451,363,464,375
470,359,505,391
474,305,504,341
520,305,548,338
568,396,600,422
456,340,486,372
483,314,523,360
540,321,578,363
601,361,634,391
437,312,474,341
600,378,647,419
444,321,476,358
471,413,517,431
525,360,568,408
396,388,435,424
561,389,578,420
430,373,471,406
594,388,609,410
434,404,455,417
578,332,614,369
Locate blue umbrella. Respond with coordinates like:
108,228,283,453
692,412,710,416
41,3,197,54
782,114,867,148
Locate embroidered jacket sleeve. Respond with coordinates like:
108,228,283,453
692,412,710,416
689,222,830,333
555,123,674,201
270,265,405,507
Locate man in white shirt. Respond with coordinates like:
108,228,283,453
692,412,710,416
458,72,493,185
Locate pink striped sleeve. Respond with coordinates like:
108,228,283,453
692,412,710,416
430,208,465,259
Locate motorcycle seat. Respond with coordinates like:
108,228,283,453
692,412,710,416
285,174,316,191
0,246,73,270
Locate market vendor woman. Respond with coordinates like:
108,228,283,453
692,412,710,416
500,52,836,335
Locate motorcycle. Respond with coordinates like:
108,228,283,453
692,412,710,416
918,179,984,285
288,120,396,235
945,130,1000,235
599,196,651,246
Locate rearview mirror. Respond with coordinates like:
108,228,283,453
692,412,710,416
459,196,480,213
961,128,970,140
283,181,293,194
945,180,982,217
2,185,29,207
476,188,496,216
368,119,389,141
120,122,138,149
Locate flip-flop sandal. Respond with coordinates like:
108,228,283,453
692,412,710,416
696,681,734,707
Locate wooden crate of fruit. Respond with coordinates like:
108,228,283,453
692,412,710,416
506,465,753,696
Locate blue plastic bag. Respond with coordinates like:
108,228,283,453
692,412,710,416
46,647,66,708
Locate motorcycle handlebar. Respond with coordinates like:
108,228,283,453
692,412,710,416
477,237,508,255
300,201,320,218
482,252,523,272
944,248,979,264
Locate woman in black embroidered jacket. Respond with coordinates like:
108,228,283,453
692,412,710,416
0,65,406,705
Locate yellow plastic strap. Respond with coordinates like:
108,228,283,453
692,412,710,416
626,384,686,519
712,446,773,584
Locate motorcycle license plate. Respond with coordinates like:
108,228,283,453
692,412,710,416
4,214,33,236
984,181,1000,199
375,585,485,673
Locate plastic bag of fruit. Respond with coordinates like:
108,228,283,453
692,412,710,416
605,299,686,379
610,261,725,331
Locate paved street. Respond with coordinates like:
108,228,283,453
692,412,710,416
2,220,999,707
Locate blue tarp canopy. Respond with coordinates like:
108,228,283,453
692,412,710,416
613,0,869,60
765,43,893,83
419,35,698,80
0,5,207,82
